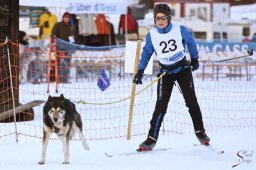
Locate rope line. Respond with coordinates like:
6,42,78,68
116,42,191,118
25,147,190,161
73,72,166,105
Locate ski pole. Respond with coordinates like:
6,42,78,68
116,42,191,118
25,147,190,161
203,49,254,66
198,49,254,80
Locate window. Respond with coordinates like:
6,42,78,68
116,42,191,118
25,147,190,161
190,9,196,17
213,32,221,40
222,32,228,41
193,32,207,40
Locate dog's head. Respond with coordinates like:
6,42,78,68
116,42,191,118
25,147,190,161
44,94,66,124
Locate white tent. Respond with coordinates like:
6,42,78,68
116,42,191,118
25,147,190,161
20,0,70,7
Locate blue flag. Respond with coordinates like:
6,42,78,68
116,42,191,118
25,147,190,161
97,69,110,91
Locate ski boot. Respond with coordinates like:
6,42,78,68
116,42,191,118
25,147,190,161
137,136,157,152
195,130,210,146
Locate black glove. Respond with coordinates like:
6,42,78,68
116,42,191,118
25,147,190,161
133,70,144,85
191,59,199,71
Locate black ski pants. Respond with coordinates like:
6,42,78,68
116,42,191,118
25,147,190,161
148,68,205,139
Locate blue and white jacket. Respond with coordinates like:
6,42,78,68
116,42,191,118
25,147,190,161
138,22,198,74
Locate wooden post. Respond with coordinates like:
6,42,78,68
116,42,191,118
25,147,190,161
0,0,19,117
127,40,141,140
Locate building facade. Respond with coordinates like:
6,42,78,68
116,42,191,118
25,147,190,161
154,0,230,22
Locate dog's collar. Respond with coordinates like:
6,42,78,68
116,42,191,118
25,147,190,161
53,126,60,134
53,127,64,137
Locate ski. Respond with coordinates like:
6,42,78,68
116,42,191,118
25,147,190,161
105,147,171,157
193,144,224,154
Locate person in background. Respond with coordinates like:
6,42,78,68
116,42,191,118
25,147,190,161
39,9,57,39
242,36,251,42
133,4,210,151
251,33,256,43
27,48,43,84
19,30,29,46
19,30,30,84
118,7,138,36
51,12,75,42
51,12,75,83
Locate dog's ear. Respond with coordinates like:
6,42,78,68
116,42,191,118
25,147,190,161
48,95,52,100
60,94,64,100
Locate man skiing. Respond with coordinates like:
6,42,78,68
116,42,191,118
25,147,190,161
133,3,210,151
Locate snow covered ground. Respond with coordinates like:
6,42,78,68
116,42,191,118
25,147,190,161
5,3,256,169
0,130,255,170
1,71,255,170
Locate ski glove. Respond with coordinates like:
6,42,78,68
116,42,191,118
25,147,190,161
133,70,144,85
191,59,199,71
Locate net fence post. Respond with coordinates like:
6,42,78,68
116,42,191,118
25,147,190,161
127,40,141,140
47,35,53,93
53,36,58,93
6,37,18,143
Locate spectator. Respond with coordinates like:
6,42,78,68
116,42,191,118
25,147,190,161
39,9,58,39
251,33,256,43
27,49,43,84
118,7,138,36
19,30,30,84
19,30,29,46
242,36,251,42
51,12,75,83
51,12,75,42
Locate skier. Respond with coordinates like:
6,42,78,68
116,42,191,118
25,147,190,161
133,3,210,151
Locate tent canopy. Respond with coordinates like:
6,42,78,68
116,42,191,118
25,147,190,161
20,0,69,7
20,0,128,14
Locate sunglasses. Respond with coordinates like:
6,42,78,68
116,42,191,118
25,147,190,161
155,16,168,21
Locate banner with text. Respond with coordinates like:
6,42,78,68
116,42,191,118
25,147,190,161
196,42,256,61
68,2,127,14
196,42,256,53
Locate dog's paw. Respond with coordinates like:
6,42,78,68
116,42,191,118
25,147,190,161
38,161,45,165
62,161,70,164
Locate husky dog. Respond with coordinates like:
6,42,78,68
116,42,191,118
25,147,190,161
38,94,89,165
